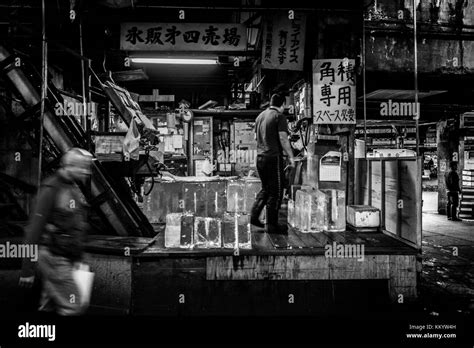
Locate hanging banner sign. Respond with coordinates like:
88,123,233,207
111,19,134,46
120,23,247,51
261,13,306,71
313,58,356,124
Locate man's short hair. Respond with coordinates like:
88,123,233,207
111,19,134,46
449,161,458,169
270,94,285,108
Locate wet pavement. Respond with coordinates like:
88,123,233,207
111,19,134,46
420,191,474,315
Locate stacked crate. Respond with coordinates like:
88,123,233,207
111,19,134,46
459,112,474,220
459,170,474,220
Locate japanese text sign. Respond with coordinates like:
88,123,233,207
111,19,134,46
121,23,247,51
313,58,356,124
261,13,306,71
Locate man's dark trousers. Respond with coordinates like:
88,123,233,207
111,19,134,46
251,154,285,231
447,191,459,220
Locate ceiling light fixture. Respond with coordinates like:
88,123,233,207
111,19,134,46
130,57,218,65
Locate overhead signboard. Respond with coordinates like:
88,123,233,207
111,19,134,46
261,13,306,71
121,23,247,51
313,58,356,124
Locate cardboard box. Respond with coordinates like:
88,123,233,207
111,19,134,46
346,205,380,229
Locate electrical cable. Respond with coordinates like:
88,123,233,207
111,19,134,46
143,159,156,196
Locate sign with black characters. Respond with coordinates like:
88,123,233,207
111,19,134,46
261,13,306,71
121,23,247,51
313,58,356,124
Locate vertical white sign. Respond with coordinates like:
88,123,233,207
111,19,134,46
313,58,356,124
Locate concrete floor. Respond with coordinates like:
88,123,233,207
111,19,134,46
420,190,474,314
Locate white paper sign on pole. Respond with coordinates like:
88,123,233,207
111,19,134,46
261,13,306,71
313,58,356,124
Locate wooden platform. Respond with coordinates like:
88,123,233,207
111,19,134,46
134,225,418,257
82,227,419,315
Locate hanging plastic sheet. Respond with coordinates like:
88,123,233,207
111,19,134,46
123,117,140,160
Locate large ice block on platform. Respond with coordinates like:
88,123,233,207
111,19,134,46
290,185,302,201
321,189,346,232
226,180,245,213
164,213,182,248
244,178,261,214
222,213,251,249
183,182,207,215
295,190,306,231
142,180,228,223
227,178,262,214
194,217,222,248
307,189,327,232
304,154,319,189
180,213,194,248
287,199,295,228
295,189,327,233
206,181,227,217
142,182,184,223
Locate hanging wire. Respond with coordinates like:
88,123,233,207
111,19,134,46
413,0,420,155
37,0,47,191
362,6,367,146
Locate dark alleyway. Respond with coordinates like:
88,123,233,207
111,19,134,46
420,191,474,315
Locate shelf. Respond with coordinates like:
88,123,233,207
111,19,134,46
191,109,262,118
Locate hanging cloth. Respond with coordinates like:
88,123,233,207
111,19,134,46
123,117,141,160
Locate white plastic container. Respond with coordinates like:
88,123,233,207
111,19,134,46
346,205,380,228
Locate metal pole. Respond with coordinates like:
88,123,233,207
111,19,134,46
87,59,92,152
79,19,87,132
414,0,420,155
37,0,47,191
362,9,367,145
79,17,92,203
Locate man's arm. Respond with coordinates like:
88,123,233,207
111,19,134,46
276,113,295,166
19,184,55,283
455,172,462,193
279,131,295,166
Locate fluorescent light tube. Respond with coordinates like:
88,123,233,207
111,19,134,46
131,58,217,65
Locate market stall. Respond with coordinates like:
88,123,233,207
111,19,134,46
81,77,422,314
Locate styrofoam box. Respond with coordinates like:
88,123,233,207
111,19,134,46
346,205,380,228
